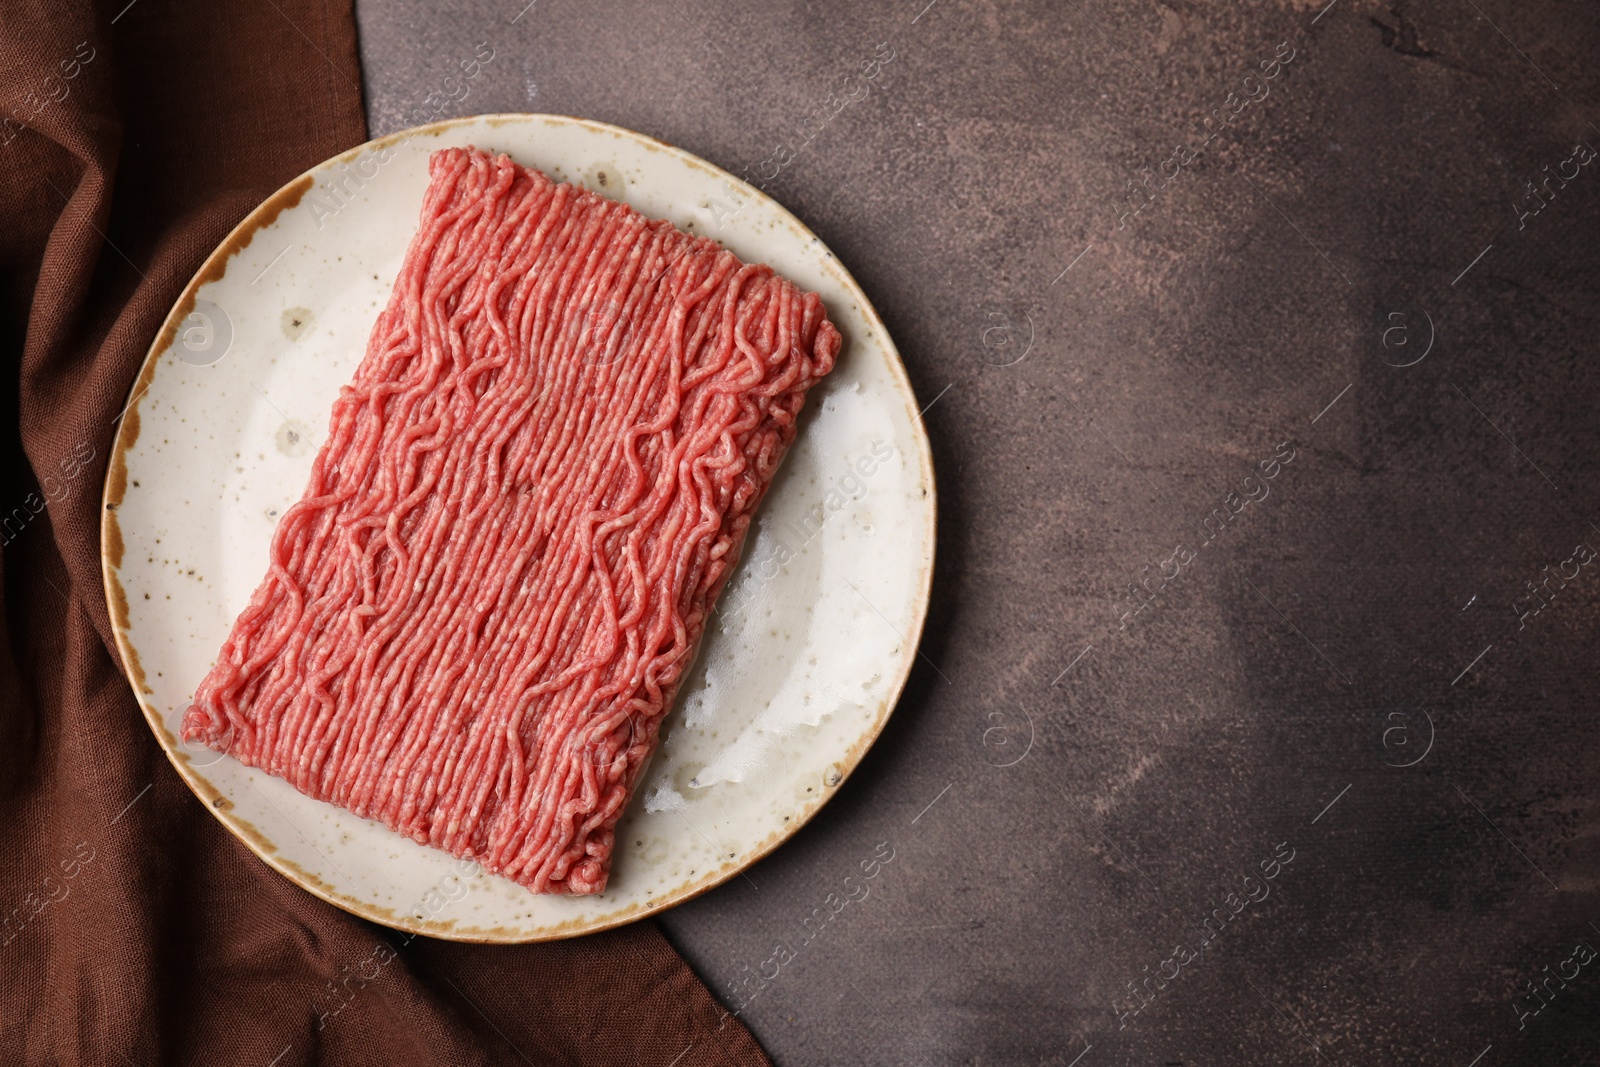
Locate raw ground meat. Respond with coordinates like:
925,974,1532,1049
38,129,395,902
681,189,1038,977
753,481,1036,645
182,145,840,894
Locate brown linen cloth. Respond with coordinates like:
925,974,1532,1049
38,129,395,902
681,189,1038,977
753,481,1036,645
0,1,767,1063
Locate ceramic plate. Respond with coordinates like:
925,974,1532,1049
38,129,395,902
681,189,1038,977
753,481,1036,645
100,114,935,942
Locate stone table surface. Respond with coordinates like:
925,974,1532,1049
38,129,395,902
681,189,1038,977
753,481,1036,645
354,1,1600,1063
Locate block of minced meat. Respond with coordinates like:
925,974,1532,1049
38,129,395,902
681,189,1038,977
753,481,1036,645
182,145,840,894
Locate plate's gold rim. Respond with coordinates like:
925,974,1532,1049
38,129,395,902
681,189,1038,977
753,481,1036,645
100,112,937,943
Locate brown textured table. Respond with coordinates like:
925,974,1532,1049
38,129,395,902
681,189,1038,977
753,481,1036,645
356,1,1600,1063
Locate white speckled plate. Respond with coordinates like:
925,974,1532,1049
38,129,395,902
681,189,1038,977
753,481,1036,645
100,114,935,942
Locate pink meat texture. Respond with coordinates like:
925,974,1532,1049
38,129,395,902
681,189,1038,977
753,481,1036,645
182,146,840,894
